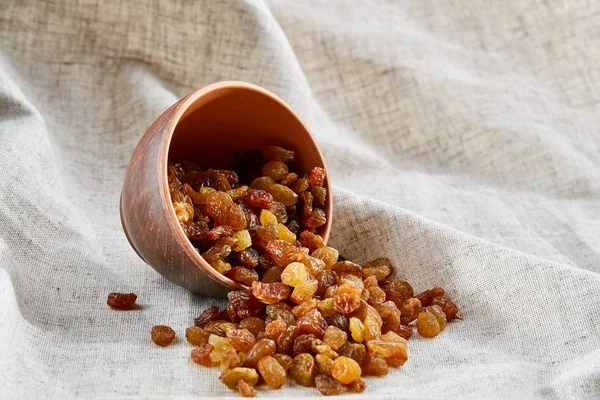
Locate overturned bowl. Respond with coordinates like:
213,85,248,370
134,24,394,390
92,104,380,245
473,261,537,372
120,81,332,297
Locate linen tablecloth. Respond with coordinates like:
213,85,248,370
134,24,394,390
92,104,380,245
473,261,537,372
0,1,598,398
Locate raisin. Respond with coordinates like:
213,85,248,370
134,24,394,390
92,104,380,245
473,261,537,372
366,339,403,357
323,326,347,351
186,326,210,345
316,374,346,396
297,309,328,339
268,184,298,207
427,304,447,331
415,287,446,307
361,351,389,376
400,298,422,325
227,185,249,202
299,231,325,253
238,317,265,338
227,290,261,322
287,219,301,234
266,303,295,325
316,270,337,297
244,338,277,368
236,248,259,268
226,329,257,351
309,167,326,187
263,146,295,163
257,355,287,389
337,342,367,367
280,172,299,187
332,261,362,278
276,223,296,243
417,310,441,338
251,281,291,304
227,267,259,285
375,301,401,333
311,247,338,268
331,356,361,384
384,280,414,308
220,349,242,373
194,306,221,327
205,321,237,337
291,279,319,304
292,298,319,319
331,313,349,333
300,191,314,218
349,317,365,343
343,377,365,393
362,257,393,281
304,256,327,277
311,186,327,207
270,201,289,224
107,292,137,310
220,367,259,390
395,324,413,340
205,225,234,241
245,188,273,209
212,260,232,274
151,325,175,347
333,293,361,315
202,243,231,265
262,266,284,283
262,161,289,181
191,344,213,366
290,353,318,387
232,230,252,252
236,379,256,398
302,208,327,230
318,298,336,318
324,285,338,299
187,220,210,240
281,262,309,286
316,354,334,375
363,306,383,341
431,295,461,321
206,192,245,230
265,240,307,267
250,176,275,191
293,334,316,357
277,325,299,355
273,353,293,371
255,222,278,248
265,318,288,341
292,177,310,194
173,201,194,226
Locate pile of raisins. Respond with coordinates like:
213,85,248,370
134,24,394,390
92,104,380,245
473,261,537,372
180,257,459,397
120,146,461,397
167,145,328,283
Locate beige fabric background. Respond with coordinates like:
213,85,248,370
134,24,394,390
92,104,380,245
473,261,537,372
1,0,599,398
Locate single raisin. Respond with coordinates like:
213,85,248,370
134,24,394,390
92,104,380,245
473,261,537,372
297,309,328,338
251,281,291,304
331,356,361,384
304,256,327,277
238,317,265,338
290,353,318,387
337,342,367,367
362,257,393,281
347,377,367,392
263,146,295,163
273,353,293,371
299,231,325,253
262,266,284,283
415,287,446,307
265,318,288,341
318,298,336,318
311,247,338,268
302,208,327,230
300,191,313,218
331,313,349,334
417,310,441,338
290,279,319,304
281,262,309,286
277,325,300,355
384,280,414,308
292,298,319,319
250,176,275,191
190,344,213,366
316,374,346,396
227,267,259,286
226,185,249,202
427,304,447,331
280,172,299,187
293,334,316,357
186,326,210,345
220,367,259,390
361,351,389,376
236,248,259,269
205,225,235,241
220,349,242,373
107,292,137,310
265,240,307,267
232,230,252,252
236,379,256,398
431,295,461,321
309,167,326,187
323,326,347,351
316,353,334,375
332,261,362,278
349,317,365,343
244,338,277,368
316,270,337,297
268,184,298,206
400,298,422,325
245,188,273,209
257,355,287,389
292,177,310,194
311,186,327,207
194,306,221,327
375,301,401,333
151,325,176,347
227,290,261,322
226,329,257,351
262,161,289,181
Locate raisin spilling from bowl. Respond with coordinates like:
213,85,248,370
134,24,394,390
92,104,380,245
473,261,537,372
153,146,461,396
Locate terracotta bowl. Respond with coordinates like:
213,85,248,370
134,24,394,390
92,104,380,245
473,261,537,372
120,81,332,297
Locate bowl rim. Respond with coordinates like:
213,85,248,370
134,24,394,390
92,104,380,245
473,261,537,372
160,81,333,291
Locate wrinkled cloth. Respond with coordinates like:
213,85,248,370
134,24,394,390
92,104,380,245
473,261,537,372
0,1,599,399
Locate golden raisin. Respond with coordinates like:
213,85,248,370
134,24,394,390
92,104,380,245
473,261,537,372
236,379,256,397
290,353,318,387
226,329,257,351
151,325,176,347
323,326,347,351
186,326,210,346
349,317,365,343
257,355,287,389
417,310,441,338
273,353,293,371
190,344,213,366
331,356,361,384
220,367,259,390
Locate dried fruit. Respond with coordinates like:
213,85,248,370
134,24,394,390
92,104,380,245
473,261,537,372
349,317,365,343
205,225,235,241
400,298,422,325
236,379,256,397
232,230,252,252
263,146,295,163
316,374,346,396
316,270,337,297
265,319,287,341
415,287,446,307
361,351,389,376
268,184,299,206
276,325,299,355
318,298,336,318
298,231,325,253
276,223,296,243
431,295,461,321
227,266,259,285
220,367,259,390
290,353,318,387
385,280,414,308
257,355,287,389
220,349,242,372
269,201,288,223
261,266,284,283
191,344,213,366
311,339,339,359
236,248,259,269
227,290,261,322
206,191,246,230
244,338,277,368
250,176,275,191
292,177,310,194
316,353,334,375
273,353,293,371
331,313,349,333
337,342,367,367
186,326,210,345
280,172,299,187
427,305,447,331
245,188,273,209
194,306,221,327
291,279,319,304
293,334,316,356
209,334,235,362
107,292,137,310
292,298,319,319
238,317,265,338
331,356,361,384
417,309,441,338
309,167,326,187
323,326,347,351
281,262,309,286
265,240,307,267
151,325,176,347
362,257,393,281
303,208,327,230
331,261,362,278
311,247,338,268
347,377,367,392
252,281,291,304
262,161,289,181
226,329,257,351
311,186,327,207
297,309,328,338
